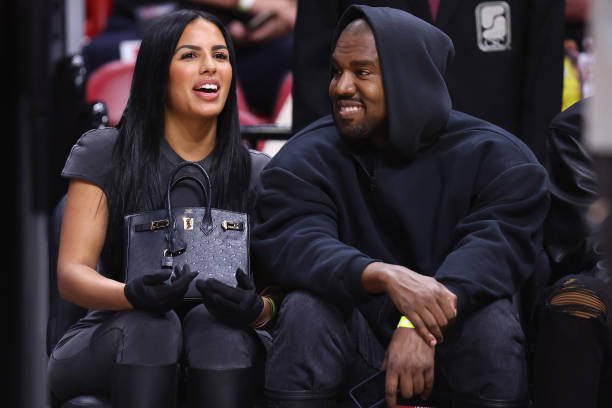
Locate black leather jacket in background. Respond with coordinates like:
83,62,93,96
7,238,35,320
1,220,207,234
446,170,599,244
544,99,610,284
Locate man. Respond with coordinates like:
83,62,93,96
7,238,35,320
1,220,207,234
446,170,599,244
291,0,564,163
253,6,549,408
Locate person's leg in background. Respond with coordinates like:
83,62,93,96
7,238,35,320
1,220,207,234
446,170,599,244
534,274,612,408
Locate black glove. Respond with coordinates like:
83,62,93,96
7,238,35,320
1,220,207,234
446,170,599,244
125,264,197,314
195,268,264,327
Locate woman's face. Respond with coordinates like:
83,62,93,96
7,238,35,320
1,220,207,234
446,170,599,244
166,18,232,122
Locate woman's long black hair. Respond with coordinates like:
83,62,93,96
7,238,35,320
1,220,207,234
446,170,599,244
105,9,251,270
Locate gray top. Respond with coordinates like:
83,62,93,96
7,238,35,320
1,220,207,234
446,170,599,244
61,126,270,279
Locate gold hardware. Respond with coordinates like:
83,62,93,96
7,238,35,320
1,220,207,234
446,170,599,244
221,220,242,231
183,217,194,230
151,219,169,230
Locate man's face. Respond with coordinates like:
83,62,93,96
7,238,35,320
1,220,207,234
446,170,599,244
329,22,387,145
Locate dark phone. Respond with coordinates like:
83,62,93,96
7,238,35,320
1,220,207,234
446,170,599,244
246,10,276,31
349,370,387,408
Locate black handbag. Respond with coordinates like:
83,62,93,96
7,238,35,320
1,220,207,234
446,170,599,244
123,161,249,300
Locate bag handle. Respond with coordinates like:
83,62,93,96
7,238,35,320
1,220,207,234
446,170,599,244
170,175,210,205
166,162,214,254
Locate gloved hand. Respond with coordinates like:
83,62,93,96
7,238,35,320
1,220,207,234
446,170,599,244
195,268,264,327
124,264,197,314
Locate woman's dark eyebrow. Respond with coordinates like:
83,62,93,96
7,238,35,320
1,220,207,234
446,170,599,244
175,44,201,54
174,44,228,54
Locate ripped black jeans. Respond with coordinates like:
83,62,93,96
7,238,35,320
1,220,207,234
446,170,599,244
535,273,612,408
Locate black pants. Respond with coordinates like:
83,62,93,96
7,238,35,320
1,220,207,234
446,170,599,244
534,274,612,407
47,305,264,402
265,290,528,404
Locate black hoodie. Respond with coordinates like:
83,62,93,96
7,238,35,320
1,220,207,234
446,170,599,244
252,5,550,341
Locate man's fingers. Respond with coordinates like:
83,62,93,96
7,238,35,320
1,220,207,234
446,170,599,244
385,369,399,408
427,303,450,336
408,312,437,347
248,18,283,42
422,365,435,400
412,371,424,397
420,308,444,343
398,371,414,402
438,289,458,322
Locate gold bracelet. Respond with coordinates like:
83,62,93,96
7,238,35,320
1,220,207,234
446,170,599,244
397,316,415,329
251,297,272,329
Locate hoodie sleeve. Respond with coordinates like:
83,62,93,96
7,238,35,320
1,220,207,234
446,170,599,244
435,149,550,320
252,164,375,309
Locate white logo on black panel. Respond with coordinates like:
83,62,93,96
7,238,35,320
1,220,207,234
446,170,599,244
475,2,511,52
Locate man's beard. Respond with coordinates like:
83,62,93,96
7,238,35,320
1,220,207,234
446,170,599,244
333,113,370,143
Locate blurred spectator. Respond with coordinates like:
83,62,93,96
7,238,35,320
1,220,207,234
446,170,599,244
578,37,595,98
562,39,582,111
562,0,594,110
82,0,296,118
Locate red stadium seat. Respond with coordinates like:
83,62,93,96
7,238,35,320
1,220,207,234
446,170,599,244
272,73,293,124
85,0,114,39
86,61,276,127
85,60,134,126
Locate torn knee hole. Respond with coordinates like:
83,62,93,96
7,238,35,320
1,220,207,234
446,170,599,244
549,279,607,319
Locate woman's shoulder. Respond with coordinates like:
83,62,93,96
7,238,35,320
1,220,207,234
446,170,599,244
248,148,271,176
61,127,119,191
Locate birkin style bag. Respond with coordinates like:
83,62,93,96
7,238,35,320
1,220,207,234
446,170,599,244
123,161,249,300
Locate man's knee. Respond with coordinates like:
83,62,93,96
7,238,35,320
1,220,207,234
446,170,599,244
441,299,527,401
267,291,353,391
275,290,346,340
460,298,525,354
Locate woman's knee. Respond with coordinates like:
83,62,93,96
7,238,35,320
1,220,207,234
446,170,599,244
183,304,263,369
113,309,182,365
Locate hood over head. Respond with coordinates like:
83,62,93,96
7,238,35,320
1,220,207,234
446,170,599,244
331,5,454,161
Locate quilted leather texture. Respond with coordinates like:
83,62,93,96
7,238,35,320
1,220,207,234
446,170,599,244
124,206,249,300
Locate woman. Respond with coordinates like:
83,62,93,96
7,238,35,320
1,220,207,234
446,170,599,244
48,9,275,408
